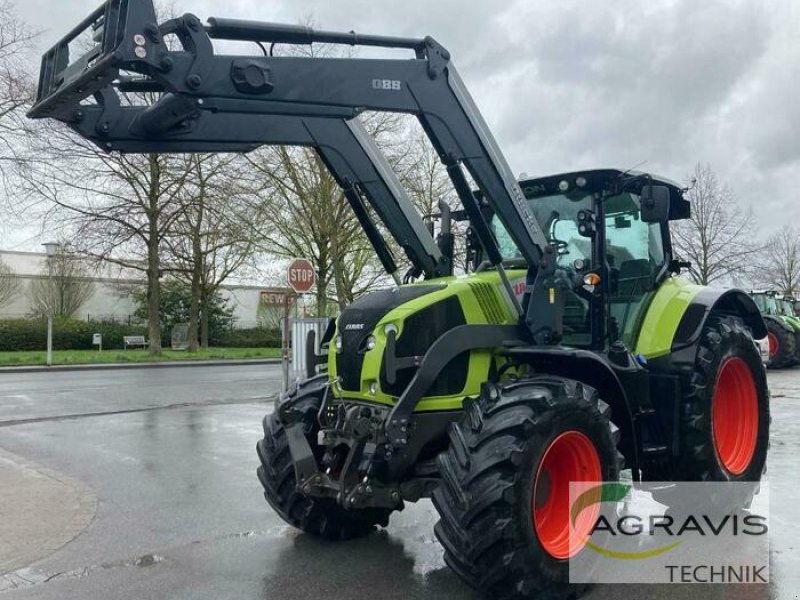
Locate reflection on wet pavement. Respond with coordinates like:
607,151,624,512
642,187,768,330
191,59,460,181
0,364,796,599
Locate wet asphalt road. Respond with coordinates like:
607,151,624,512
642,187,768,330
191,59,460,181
0,363,797,600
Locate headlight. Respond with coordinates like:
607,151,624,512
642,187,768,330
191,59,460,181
365,335,376,350
384,323,398,336
335,335,343,352
368,381,378,395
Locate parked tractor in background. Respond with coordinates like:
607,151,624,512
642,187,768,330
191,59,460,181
751,291,799,368
29,2,771,598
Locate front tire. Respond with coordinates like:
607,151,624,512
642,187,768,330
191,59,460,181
432,377,621,600
256,391,393,540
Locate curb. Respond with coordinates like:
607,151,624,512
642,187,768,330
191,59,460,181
0,358,282,374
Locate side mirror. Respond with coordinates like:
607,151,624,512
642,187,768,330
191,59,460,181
640,185,670,223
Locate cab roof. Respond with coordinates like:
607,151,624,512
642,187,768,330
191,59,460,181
518,168,690,221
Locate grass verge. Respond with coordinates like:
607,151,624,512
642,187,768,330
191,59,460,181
0,347,281,367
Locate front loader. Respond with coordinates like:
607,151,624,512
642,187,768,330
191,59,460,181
29,2,770,598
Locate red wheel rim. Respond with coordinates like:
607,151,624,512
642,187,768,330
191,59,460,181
767,333,778,358
712,357,759,475
532,431,602,560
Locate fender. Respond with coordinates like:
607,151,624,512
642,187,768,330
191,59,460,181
671,287,767,349
503,347,640,473
635,278,766,360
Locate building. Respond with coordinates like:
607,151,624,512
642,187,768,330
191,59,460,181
0,250,285,328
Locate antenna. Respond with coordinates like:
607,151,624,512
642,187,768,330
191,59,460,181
619,160,649,179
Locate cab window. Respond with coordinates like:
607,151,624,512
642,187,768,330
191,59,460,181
605,193,665,347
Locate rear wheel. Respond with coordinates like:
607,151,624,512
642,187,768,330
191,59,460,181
256,390,393,540
766,319,795,369
432,377,621,600
659,315,769,509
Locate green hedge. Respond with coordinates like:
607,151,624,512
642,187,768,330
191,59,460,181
210,327,281,348
0,318,149,351
0,319,282,351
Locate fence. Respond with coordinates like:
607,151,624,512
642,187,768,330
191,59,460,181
282,317,330,390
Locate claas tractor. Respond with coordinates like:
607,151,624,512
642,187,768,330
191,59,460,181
750,290,799,368
776,295,800,366
28,2,770,597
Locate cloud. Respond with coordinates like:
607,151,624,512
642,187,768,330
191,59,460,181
9,0,799,246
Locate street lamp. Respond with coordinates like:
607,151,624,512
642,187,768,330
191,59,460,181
42,242,61,367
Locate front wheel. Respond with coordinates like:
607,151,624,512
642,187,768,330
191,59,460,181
432,377,622,600
256,388,393,540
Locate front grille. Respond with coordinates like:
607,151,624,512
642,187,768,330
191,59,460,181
335,284,444,392
380,296,468,397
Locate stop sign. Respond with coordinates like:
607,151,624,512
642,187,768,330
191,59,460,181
287,258,316,293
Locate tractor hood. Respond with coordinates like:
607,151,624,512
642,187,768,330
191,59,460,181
334,284,445,391
327,271,524,410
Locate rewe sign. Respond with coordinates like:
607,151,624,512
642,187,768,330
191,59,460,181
287,258,315,293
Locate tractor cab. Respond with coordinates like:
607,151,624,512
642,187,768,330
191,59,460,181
751,291,779,316
778,297,798,318
750,290,799,368
490,169,688,350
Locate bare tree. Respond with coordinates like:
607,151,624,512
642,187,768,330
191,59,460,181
28,249,95,317
17,120,199,354
247,146,365,314
394,128,470,271
0,0,36,177
758,226,800,296
398,130,457,219
671,163,758,286
256,297,284,330
0,258,20,309
168,154,263,349
245,111,408,315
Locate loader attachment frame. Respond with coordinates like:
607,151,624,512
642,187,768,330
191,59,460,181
28,0,559,342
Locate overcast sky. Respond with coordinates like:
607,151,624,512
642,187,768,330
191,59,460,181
8,0,798,250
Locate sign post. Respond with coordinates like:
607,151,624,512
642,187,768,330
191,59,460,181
283,259,316,391
281,294,295,393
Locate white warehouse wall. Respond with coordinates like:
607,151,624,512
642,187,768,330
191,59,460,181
0,250,278,327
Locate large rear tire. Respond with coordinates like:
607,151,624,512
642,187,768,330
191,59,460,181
432,377,621,600
256,391,393,540
766,319,795,369
658,314,769,509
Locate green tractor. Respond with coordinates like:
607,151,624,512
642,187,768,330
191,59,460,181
29,2,770,598
750,291,798,368
777,295,800,362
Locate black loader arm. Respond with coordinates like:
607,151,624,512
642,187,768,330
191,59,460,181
28,0,558,340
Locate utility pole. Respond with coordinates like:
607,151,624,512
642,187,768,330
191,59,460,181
42,242,61,367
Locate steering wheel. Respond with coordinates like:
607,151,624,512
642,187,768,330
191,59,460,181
550,238,569,255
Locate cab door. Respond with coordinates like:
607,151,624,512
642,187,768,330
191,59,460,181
603,193,667,348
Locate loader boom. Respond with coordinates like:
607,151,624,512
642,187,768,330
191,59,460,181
28,0,559,341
